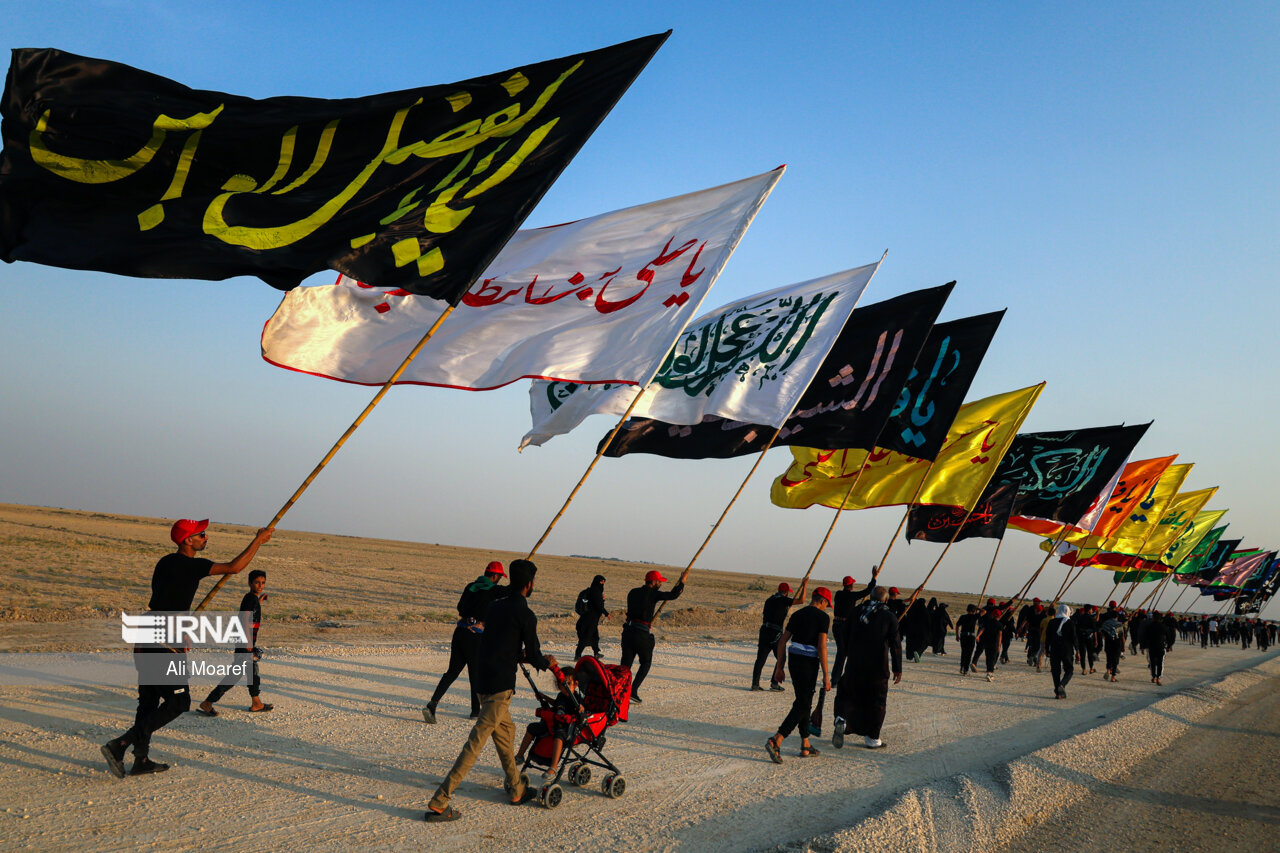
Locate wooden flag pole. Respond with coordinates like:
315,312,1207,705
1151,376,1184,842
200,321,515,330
196,303,458,613
1134,574,1172,611
654,427,786,617
1006,527,1073,613
525,387,649,560
1054,562,1090,605
975,538,1005,604
1166,584,1191,615
1103,581,1121,605
870,467,937,585
1118,580,1142,607
790,455,874,604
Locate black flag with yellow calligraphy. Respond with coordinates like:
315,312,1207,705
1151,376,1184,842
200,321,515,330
0,34,667,297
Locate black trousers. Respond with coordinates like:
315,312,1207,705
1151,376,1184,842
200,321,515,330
752,626,783,686
1104,635,1124,673
429,624,480,713
620,625,656,693
1148,645,1165,679
205,650,260,702
1049,648,1074,691
1076,634,1098,669
831,620,848,682
776,654,819,740
981,637,1000,673
837,671,889,740
959,636,976,672
1001,630,1012,663
574,618,601,659
123,682,190,758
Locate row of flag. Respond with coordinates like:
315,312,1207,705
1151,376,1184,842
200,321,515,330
1,38,1270,614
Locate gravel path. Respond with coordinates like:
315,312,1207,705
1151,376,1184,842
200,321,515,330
0,641,1275,851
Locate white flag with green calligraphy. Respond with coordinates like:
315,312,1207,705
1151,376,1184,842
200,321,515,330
261,169,782,389
520,259,883,448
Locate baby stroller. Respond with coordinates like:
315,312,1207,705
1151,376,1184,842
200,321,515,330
515,655,631,808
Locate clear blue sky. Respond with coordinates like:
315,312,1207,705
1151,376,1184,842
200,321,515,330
2,1,1277,616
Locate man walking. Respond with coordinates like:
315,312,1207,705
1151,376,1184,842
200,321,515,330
425,559,555,822
764,588,832,762
573,574,609,659
751,582,794,691
101,519,272,778
831,575,875,682
620,570,684,702
832,586,902,750
424,561,507,724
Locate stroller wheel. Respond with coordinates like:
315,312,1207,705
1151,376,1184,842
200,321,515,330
565,764,579,786
603,774,626,799
574,764,591,787
542,783,563,809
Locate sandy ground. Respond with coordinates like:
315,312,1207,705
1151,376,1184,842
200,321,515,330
999,669,1280,853
0,639,1276,851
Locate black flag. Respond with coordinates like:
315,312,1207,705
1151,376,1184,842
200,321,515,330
602,283,954,459
906,481,1018,543
997,424,1151,526
0,34,667,297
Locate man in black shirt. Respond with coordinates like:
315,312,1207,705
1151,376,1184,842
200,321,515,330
573,574,609,659
765,588,831,762
831,575,875,682
955,604,979,675
198,569,273,714
832,586,902,750
425,559,556,822
751,582,794,691
620,570,684,703
100,518,272,778
424,561,507,724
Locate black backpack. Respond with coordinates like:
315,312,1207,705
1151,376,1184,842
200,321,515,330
574,590,590,616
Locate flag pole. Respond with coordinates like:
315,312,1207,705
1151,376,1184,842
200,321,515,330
1007,527,1073,612
196,302,458,612
870,471,935,584
653,427,788,617
975,538,1005,604
525,387,649,559
1134,574,1172,611
790,454,874,603
1166,584,1191,615
1054,562,1090,604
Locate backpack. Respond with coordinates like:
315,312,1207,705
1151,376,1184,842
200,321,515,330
1100,618,1121,640
575,591,590,616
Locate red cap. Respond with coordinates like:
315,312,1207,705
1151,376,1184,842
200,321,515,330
842,575,855,587
987,598,996,606
485,561,505,577
889,587,899,595
645,570,667,584
1109,601,1117,607
813,587,833,605
1033,597,1041,603
778,582,792,594
170,518,209,545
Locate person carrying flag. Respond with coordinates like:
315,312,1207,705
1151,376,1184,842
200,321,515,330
620,570,684,703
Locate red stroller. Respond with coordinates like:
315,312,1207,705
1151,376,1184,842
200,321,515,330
515,655,631,808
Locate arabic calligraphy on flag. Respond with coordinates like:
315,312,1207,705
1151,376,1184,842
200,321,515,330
261,170,781,389
520,260,882,447
598,283,957,459
0,35,667,297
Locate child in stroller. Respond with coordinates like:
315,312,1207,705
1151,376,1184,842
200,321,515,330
513,655,631,808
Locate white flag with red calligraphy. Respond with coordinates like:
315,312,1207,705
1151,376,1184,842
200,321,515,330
260,169,782,390
520,259,883,448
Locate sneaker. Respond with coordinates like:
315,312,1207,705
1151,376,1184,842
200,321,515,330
422,703,437,724
832,718,845,750
750,684,764,692
129,757,170,776
100,738,127,779
864,737,885,749
1059,688,1066,699
630,691,642,704
769,682,785,692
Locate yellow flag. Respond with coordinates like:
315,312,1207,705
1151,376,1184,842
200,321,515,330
771,383,1043,512
1062,463,1192,565
1161,508,1228,569
1134,488,1218,563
